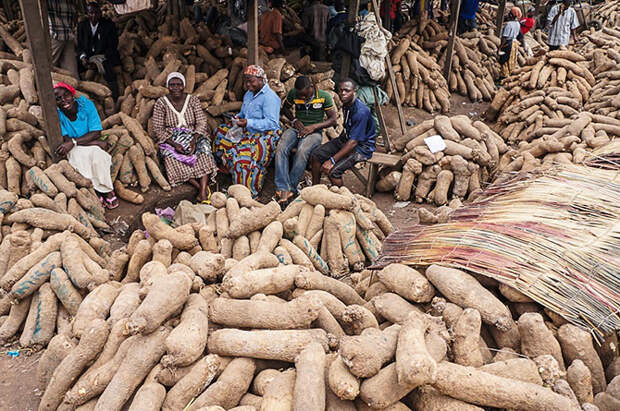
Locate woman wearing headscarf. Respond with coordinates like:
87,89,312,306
499,7,522,80
213,65,281,197
54,82,118,209
152,72,217,203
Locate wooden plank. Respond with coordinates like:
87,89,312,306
373,85,391,153
340,0,360,80
247,0,259,65
442,0,462,80
19,0,63,160
368,152,401,166
370,0,406,136
496,0,507,37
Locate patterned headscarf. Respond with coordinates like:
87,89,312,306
244,65,267,81
166,71,186,87
510,7,522,19
53,82,76,95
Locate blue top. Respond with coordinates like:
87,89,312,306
343,98,376,158
238,83,281,135
57,95,102,139
459,0,479,20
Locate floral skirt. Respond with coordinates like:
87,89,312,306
213,124,281,197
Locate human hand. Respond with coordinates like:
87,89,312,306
321,160,334,175
55,141,74,157
235,117,247,128
293,119,304,132
172,142,187,154
189,135,198,154
299,124,316,138
81,57,89,67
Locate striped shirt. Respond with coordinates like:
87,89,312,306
546,5,579,46
47,0,76,41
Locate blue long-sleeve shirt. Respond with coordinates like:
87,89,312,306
238,83,281,135
343,98,376,158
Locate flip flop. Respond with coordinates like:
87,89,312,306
104,195,119,210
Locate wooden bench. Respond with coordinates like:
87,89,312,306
351,152,402,198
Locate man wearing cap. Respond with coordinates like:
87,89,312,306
546,0,579,51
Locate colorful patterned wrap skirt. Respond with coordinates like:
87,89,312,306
213,124,281,197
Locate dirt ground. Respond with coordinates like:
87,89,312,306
0,95,490,410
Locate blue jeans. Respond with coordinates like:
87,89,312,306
275,128,323,192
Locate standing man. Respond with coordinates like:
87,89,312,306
77,2,121,99
275,76,338,205
47,0,78,78
311,78,376,187
546,0,579,51
458,0,479,34
303,0,331,60
259,0,285,54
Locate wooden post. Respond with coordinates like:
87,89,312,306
443,0,462,81
370,0,406,136
496,0,507,37
340,0,360,80
19,0,64,159
3,0,14,20
373,86,391,153
247,0,259,65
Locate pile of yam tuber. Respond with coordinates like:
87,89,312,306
31,207,619,410
396,16,500,102
387,37,452,113
595,0,620,28
381,115,507,206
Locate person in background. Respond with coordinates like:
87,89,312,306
518,7,536,56
259,0,285,54
546,0,579,51
327,0,348,35
311,78,376,187
275,76,338,205
213,65,282,197
359,0,370,18
47,0,78,78
151,72,217,203
458,0,479,34
53,82,118,209
77,2,121,99
380,0,402,32
303,0,331,60
326,0,338,17
499,7,522,80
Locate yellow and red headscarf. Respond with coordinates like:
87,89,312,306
244,65,267,81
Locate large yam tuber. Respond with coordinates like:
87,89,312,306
36,334,76,390
94,327,170,411
161,294,209,368
377,263,434,303
223,265,299,298
208,328,328,362
301,186,355,210
339,325,401,378
142,212,197,250
226,201,281,238
6,208,91,239
126,271,191,335
558,324,607,394
396,311,437,386
39,319,109,411
188,358,256,410
209,294,321,329
72,282,119,337
127,383,166,411
294,342,326,411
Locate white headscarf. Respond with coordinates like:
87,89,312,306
166,72,186,87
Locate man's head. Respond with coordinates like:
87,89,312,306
335,0,345,12
563,0,571,8
294,76,314,101
270,0,283,9
527,7,535,17
338,78,356,105
509,7,522,20
86,2,101,25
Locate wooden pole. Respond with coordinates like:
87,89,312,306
340,0,360,80
19,0,63,159
496,0,507,37
443,0,462,80
3,0,14,20
247,0,259,65
370,0,406,137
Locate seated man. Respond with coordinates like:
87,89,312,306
77,2,121,99
275,76,338,205
311,78,376,187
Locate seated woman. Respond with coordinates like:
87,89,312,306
54,82,118,209
152,72,217,202
213,65,281,198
